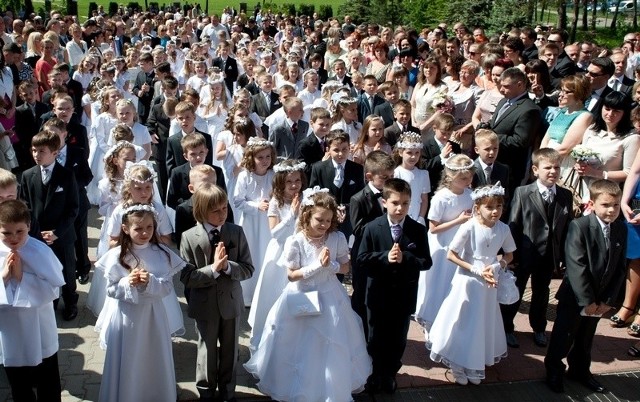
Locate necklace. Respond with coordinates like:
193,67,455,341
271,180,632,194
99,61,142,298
305,231,326,247
478,220,495,248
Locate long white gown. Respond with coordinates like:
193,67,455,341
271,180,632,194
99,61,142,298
415,188,473,330
244,231,372,401
233,169,275,306
427,218,516,380
95,243,185,402
87,112,118,205
248,199,295,352
394,165,431,224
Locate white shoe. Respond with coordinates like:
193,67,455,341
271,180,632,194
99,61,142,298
452,370,468,385
468,377,481,385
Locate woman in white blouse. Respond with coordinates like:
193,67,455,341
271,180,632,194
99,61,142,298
66,23,88,70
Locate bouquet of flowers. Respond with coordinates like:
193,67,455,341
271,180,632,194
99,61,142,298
571,145,600,164
430,90,455,114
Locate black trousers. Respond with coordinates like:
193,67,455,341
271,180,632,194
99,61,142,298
4,352,61,402
544,295,600,377
500,257,554,333
350,258,369,341
51,243,78,307
367,304,411,378
74,208,91,277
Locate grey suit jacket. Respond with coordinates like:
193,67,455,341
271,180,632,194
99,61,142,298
180,223,254,320
268,119,310,160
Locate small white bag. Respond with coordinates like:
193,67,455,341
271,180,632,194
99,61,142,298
497,269,520,305
286,290,322,316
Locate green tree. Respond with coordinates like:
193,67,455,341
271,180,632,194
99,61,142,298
487,0,531,32
369,0,406,27
444,0,492,28
404,0,448,29
338,0,372,24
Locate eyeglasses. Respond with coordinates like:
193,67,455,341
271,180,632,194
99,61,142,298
559,89,574,95
547,39,559,44
586,70,607,77
469,52,477,56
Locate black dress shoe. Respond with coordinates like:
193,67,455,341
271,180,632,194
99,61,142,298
364,375,380,394
533,331,548,347
506,332,520,348
546,374,564,393
381,376,397,394
567,371,606,393
78,274,90,285
63,305,78,321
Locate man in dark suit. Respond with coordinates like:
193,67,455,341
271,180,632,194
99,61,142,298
113,21,131,57
545,180,627,394
19,131,79,321
15,82,48,170
609,51,635,99
132,52,156,124
585,57,615,118
547,30,577,84
357,178,431,394
180,183,254,402
212,41,239,95
520,27,538,61
503,149,573,349
268,98,309,160
295,108,331,180
489,67,542,194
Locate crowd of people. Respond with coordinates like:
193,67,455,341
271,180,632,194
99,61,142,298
0,3,639,401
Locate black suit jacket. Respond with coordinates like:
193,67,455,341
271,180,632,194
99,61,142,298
589,85,614,119
609,75,635,99
489,95,542,190
556,214,627,308
295,132,325,180
62,145,92,213
357,215,432,315
132,70,156,123
373,101,395,127
165,130,214,177
250,91,281,122
472,159,510,193
508,182,572,269
549,52,578,89
212,56,239,94
421,138,461,193
384,122,419,148
63,120,89,160
350,184,384,263
65,78,84,116
15,101,48,168
19,163,79,246
147,101,172,155
167,163,226,209
357,93,385,123
309,159,364,206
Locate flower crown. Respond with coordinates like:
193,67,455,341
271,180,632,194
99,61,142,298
301,186,330,206
334,95,357,105
246,137,274,149
124,160,157,183
471,182,506,201
396,132,423,150
122,203,158,217
274,161,306,173
444,158,474,171
104,141,135,162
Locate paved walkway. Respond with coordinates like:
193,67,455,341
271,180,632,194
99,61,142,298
1,207,639,401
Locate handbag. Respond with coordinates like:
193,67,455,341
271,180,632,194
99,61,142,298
559,167,586,218
496,269,519,305
286,290,322,317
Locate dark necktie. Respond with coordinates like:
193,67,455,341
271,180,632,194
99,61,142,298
210,228,221,247
391,224,402,243
291,122,297,134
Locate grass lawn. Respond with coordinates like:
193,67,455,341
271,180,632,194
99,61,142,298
32,0,346,20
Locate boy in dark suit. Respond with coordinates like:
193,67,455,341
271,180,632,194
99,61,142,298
472,129,511,198
15,82,48,170
545,179,627,394
53,63,83,117
309,130,365,240
166,101,214,176
384,99,419,147
268,97,308,160
180,183,254,402
357,178,432,394
328,59,352,88
212,40,239,95
43,118,93,285
166,133,226,209
421,113,461,195
19,131,79,321
372,81,400,128
503,148,572,349
295,107,331,180
250,72,281,124
357,74,385,123
132,52,155,124
350,151,395,339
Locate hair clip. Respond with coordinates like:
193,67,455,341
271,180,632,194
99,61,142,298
395,132,423,149
246,137,274,148
124,160,157,183
122,203,158,217
104,140,135,162
471,182,506,201
444,158,474,171
301,186,330,206
273,161,306,173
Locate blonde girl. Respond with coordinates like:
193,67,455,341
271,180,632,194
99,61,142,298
244,189,371,401
280,62,303,92
390,65,413,101
113,56,131,93
273,57,288,88
248,159,306,352
200,73,230,136
415,154,475,331
73,55,98,90
352,115,392,164
428,184,515,385
232,138,276,307
298,70,321,108
114,98,152,159
330,96,361,145
186,56,208,92
95,205,184,402
232,88,266,136
393,132,430,225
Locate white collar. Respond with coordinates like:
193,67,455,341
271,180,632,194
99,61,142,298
387,215,406,227
203,222,223,234
535,180,556,195
368,181,382,195
595,215,610,232
478,158,492,170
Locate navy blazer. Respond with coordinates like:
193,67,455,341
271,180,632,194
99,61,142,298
357,93,386,123
166,163,226,209
165,129,214,177
309,159,364,206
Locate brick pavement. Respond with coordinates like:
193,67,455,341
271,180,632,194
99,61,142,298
1,207,639,401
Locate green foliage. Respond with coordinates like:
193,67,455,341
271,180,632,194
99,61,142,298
404,0,449,29
487,0,531,32
88,2,98,18
0,0,21,13
298,3,315,16
318,4,333,19
445,0,492,28
109,2,118,15
282,3,296,15
337,0,371,24
368,0,405,26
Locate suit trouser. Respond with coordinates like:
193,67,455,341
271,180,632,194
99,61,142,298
368,304,411,378
544,296,600,376
195,316,239,400
4,352,61,402
500,257,554,333
51,243,78,307
74,208,91,277
350,253,369,341
153,142,168,205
